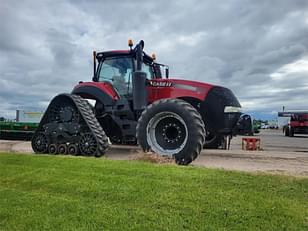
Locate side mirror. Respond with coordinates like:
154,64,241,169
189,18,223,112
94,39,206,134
165,67,169,79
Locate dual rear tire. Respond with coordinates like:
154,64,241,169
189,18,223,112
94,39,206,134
136,99,205,165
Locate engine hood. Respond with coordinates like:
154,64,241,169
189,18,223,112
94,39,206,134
151,78,214,90
148,78,216,102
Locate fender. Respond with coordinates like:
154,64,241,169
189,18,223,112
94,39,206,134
200,86,241,134
72,82,117,106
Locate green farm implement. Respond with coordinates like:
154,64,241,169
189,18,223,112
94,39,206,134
0,122,38,140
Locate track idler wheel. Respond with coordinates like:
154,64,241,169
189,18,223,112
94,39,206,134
68,144,79,155
48,144,58,154
58,144,67,155
32,132,49,153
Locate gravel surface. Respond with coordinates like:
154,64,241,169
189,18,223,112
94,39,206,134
1,129,307,176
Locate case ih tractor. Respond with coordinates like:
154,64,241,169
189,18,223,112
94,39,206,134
32,40,242,165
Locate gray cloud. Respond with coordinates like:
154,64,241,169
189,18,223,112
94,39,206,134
1,0,308,119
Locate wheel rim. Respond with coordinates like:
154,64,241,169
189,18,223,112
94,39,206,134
48,144,58,154
58,144,67,154
79,133,97,156
68,144,79,155
146,112,188,156
32,133,49,153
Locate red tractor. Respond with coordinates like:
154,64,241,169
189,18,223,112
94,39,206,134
32,40,242,165
284,113,308,137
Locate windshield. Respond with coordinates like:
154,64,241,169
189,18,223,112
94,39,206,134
98,57,133,96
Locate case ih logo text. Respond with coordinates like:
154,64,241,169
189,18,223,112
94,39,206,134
149,81,172,87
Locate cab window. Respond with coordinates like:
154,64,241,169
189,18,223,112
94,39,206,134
142,63,154,79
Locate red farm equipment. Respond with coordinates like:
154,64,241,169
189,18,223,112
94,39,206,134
283,112,308,137
32,40,245,165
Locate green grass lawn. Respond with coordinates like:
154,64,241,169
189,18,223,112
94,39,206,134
0,153,307,231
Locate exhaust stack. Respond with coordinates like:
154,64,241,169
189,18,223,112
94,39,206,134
132,40,147,111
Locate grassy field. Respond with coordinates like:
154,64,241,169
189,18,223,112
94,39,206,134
0,153,307,230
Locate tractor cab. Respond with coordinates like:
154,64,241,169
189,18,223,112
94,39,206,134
92,41,168,98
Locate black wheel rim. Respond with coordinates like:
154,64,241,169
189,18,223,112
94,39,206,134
79,133,97,156
68,144,79,155
33,133,49,153
58,144,67,154
156,118,186,149
48,144,58,154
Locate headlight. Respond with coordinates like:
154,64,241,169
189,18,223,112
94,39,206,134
224,106,242,113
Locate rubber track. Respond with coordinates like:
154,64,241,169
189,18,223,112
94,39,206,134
69,94,109,156
32,93,109,156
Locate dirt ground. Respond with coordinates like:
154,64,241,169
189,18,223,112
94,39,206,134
1,129,308,176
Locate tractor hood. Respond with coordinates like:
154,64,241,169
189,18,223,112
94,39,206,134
148,78,242,134
148,78,213,101
148,78,241,108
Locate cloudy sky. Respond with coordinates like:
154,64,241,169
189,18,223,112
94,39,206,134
1,0,308,119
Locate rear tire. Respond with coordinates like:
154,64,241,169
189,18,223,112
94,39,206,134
289,127,294,137
136,99,205,165
285,127,289,136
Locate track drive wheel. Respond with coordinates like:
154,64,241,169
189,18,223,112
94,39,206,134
289,127,294,137
79,133,102,157
31,132,49,153
285,127,289,136
136,99,205,165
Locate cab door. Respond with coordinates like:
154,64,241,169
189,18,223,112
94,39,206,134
98,56,134,97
